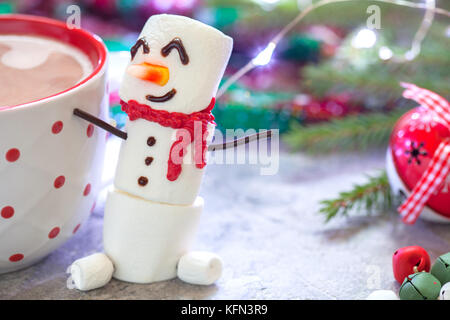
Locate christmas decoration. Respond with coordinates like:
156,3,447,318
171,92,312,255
13,0,448,139
392,246,431,284
294,93,356,122
212,85,295,133
399,272,441,300
319,171,393,222
320,84,449,224
300,22,449,108
440,283,450,300
387,84,450,224
431,252,450,285
217,0,449,98
0,1,14,14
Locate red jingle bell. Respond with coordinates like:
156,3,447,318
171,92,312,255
386,99,450,223
393,246,431,284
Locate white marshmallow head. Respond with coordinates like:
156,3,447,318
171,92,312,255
119,14,233,114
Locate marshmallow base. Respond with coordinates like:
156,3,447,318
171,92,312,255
178,251,223,285
69,253,114,291
103,190,203,283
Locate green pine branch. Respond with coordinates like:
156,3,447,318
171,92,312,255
301,22,450,101
283,110,404,154
320,171,393,222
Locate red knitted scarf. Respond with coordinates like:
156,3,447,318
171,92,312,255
120,98,215,181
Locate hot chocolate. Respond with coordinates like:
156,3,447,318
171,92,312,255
0,35,93,107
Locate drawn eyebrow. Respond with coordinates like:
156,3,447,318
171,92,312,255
130,38,150,60
161,38,189,65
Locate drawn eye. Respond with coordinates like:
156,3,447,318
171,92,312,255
161,38,189,65
130,38,150,60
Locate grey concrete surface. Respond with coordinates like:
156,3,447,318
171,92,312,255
0,148,448,299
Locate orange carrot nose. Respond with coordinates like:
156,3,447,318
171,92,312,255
127,62,169,86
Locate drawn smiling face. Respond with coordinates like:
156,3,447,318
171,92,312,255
119,14,233,114
126,37,187,103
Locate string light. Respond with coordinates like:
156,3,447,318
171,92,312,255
216,0,450,99
297,0,313,9
255,0,281,4
253,0,281,10
378,46,394,60
403,0,435,61
351,29,377,49
252,42,276,66
153,0,197,11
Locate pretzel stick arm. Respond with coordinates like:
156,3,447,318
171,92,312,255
73,108,128,140
208,130,273,151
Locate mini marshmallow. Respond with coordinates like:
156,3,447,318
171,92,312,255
439,282,450,300
366,290,399,300
114,120,215,205
69,253,114,291
177,251,223,285
120,14,233,114
103,190,204,283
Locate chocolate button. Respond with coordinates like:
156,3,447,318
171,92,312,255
138,176,148,186
147,137,156,146
145,157,154,166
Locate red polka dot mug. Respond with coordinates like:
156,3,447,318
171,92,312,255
0,15,108,273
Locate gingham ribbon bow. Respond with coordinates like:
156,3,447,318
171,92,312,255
398,83,450,224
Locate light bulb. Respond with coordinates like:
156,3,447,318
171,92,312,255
252,42,276,66
351,28,377,49
378,46,393,60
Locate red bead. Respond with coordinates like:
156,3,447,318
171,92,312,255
5,148,20,162
393,246,431,284
54,176,66,189
48,227,60,239
389,107,450,218
9,254,24,262
52,121,63,134
1,206,14,219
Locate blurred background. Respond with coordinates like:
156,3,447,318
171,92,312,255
2,0,448,146
0,1,449,299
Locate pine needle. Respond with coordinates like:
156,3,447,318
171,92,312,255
319,171,393,222
283,110,404,154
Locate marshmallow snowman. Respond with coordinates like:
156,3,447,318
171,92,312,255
68,14,233,290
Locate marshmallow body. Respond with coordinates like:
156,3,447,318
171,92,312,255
114,120,214,205
103,190,203,283
119,14,233,114
178,251,223,285
69,253,114,291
